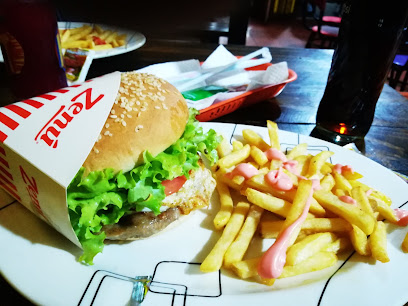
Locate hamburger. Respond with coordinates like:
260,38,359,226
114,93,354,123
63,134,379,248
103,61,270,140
67,72,220,264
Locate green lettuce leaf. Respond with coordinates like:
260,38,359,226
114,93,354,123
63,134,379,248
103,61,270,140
67,109,221,265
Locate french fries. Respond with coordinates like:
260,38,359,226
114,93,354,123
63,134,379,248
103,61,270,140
286,232,337,266
245,188,292,218
350,225,371,256
200,202,250,272
201,121,405,288
243,129,270,151
260,217,352,238
267,120,280,150
368,221,389,263
250,146,269,166
307,151,334,177
218,144,250,169
224,205,264,268
231,251,338,280
213,181,234,230
322,237,352,254
59,24,127,51
313,190,375,235
351,186,374,217
245,174,326,216
217,137,232,158
402,232,408,253
280,251,337,279
286,143,308,160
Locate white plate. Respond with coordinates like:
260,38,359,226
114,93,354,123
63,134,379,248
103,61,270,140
0,22,146,62
58,22,146,59
0,123,407,306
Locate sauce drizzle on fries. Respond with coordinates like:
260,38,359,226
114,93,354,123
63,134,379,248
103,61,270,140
200,120,408,286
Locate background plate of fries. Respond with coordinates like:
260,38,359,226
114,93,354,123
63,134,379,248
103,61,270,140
0,122,407,306
0,22,146,62
58,22,146,59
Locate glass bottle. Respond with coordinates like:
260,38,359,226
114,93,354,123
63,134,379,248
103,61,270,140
0,0,67,102
315,0,408,142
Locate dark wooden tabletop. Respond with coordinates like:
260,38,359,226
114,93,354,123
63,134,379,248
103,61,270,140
1,39,407,304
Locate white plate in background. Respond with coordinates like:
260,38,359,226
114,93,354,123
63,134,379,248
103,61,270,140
0,122,407,306
0,22,145,62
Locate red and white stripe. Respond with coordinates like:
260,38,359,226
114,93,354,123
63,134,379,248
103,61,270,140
0,84,83,143
0,145,21,201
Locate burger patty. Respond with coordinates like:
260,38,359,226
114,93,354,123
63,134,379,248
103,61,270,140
102,207,181,240
103,163,216,240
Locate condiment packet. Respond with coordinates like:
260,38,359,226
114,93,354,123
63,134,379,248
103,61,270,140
63,48,94,85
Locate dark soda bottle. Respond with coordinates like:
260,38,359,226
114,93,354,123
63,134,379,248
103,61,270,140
315,0,408,141
0,0,67,102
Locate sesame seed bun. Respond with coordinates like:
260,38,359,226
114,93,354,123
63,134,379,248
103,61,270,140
83,72,189,174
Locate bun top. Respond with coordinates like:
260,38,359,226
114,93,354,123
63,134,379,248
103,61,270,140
83,72,189,174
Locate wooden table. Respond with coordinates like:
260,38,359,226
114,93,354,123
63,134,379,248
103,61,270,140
1,40,407,304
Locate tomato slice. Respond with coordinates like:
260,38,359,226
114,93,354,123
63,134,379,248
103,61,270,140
162,175,187,196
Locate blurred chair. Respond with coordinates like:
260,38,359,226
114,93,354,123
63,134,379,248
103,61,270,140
302,0,341,48
388,54,408,92
388,28,408,91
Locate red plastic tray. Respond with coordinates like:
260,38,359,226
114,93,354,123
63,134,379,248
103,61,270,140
196,62,297,122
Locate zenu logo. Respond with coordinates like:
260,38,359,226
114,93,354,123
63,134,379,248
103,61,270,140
34,87,104,148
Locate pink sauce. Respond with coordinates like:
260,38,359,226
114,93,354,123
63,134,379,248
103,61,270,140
333,164,354,175
394,208,408,226
258,185,314,279
283,160,299,176
339,195,357,205
265,168,293,191
333,164,342,174
310,179,322,191
343,165,353,173
264,148,288,162
225,163,259,180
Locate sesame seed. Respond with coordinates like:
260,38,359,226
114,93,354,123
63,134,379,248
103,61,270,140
122,121,127,127
94,148,99,154
110,115,117,118
155,106,160,109
127,114,132,118
105,123,110,128
104,131,110,136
